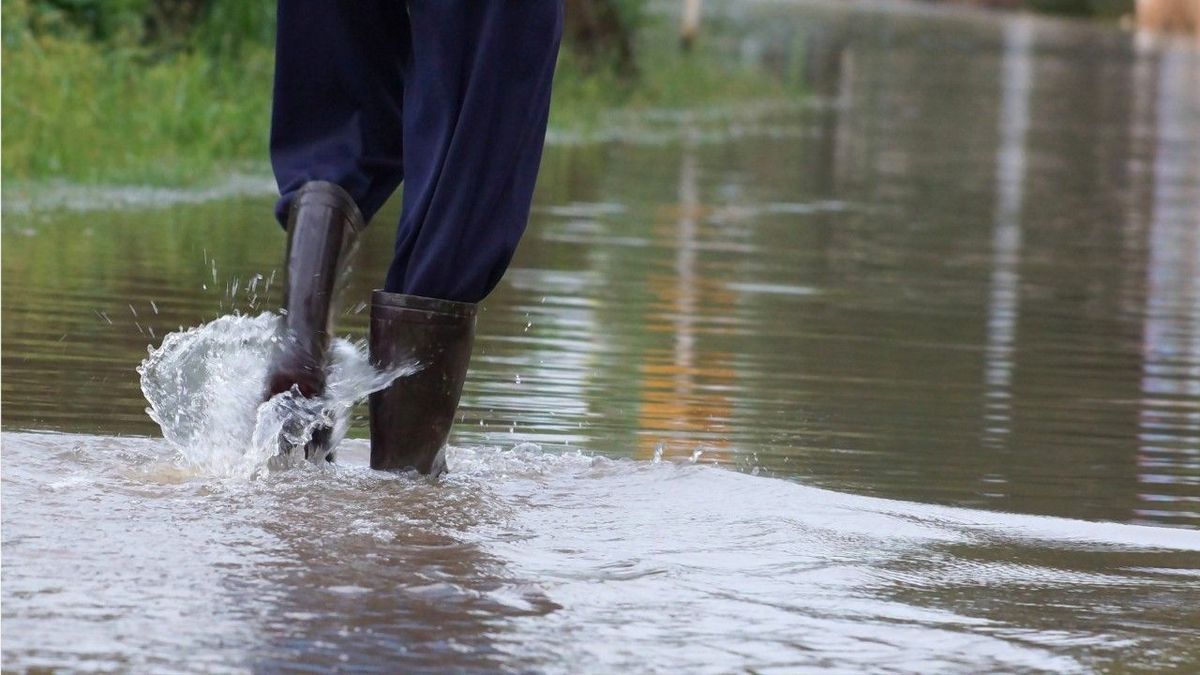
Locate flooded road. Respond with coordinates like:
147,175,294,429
4,1,1200,671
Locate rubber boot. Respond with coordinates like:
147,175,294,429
265,181,365,459
369,290,476,475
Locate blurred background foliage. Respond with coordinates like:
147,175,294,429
2,0,740,185
1023,0,1132,16
933,0,1133,17
2,0,279,183
1,0,1137,185
3,0,275,55
4,0,646,59
7,0,1134,49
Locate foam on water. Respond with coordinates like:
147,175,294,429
136,312,415,477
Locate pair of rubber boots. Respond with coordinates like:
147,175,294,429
264,181,473,475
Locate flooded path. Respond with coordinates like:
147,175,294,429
4,2,1200,671
5,432,1199,671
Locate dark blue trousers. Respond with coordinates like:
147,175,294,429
271,1,562,304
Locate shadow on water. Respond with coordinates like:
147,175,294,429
3,1,1200,671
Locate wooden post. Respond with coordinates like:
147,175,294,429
681,0,702,51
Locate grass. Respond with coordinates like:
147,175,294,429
2,15,800,187
3,35,274,185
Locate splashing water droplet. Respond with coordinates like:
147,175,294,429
138,312,417,478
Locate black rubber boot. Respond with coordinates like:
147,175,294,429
368,290,476,475
265,181,365,459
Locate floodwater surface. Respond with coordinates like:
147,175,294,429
4,2,1200,672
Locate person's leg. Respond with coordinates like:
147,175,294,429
266,1,408,463
384,0,564,303
369,1,562,473
270,0,409,227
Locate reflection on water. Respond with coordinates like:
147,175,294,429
982,15,1033,449
3,1,1200,671
1137,35,1200,525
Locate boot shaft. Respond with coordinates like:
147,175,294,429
368,290,476,474
282,181,365,361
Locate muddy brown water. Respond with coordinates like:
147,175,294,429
3,2,1199,672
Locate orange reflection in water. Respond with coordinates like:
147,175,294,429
636,146,738,462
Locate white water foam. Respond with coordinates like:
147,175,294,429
137,312,414,478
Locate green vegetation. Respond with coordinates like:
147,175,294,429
1021,0,1133,19
2,0,796,186
2,31,273,184
2,0,275,184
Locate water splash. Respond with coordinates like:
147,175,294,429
137,312,415,477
